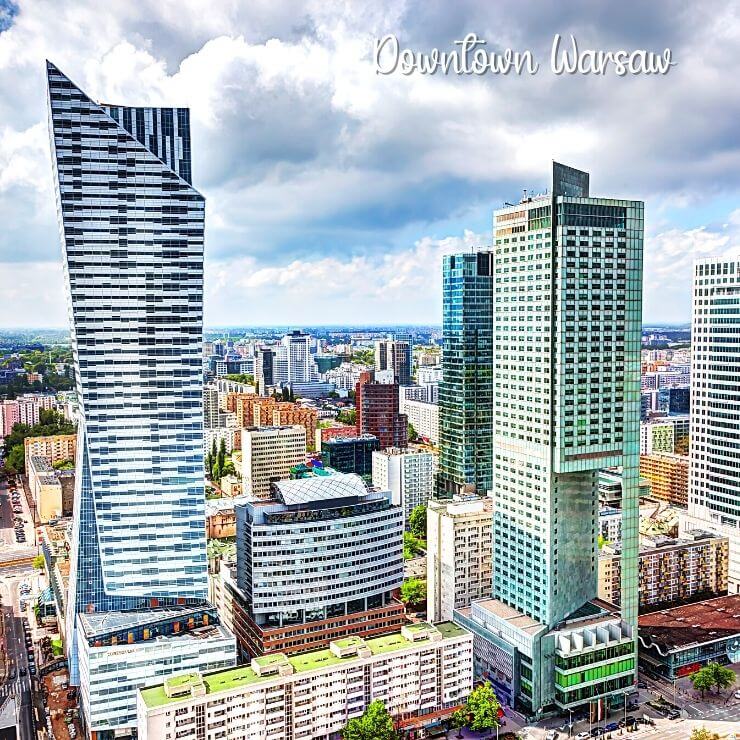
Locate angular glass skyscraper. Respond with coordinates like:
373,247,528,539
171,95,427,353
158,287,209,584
47,62,235,737
437,251,494,496
455,164,642,718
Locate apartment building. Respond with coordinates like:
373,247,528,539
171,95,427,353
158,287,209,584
372,448,436,525
137,623,473,740
639,453,689,507
639,416,690,454
598,530,729,611
240,426,306,499
400,397,440,445
427,496,493,622
23,433,77,466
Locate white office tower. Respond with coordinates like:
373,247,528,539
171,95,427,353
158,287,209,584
282,330,314,383
683,258,740,593
47,62,235,737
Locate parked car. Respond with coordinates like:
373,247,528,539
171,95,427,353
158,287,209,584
734,690,740,699
590,728,605,737
637,680,647,688
605,723,618,732
546,731,559,740
575,733,590,740
667,710,681,720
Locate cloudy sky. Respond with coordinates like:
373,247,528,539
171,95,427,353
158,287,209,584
1,0,740,328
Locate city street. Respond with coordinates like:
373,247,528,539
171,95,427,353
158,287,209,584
0,472,41,738
1,571,38,739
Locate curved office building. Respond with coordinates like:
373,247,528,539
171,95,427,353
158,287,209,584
236,473,404,629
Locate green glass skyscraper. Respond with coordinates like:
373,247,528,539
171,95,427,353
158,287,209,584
437,251,494,497
455,163,642,718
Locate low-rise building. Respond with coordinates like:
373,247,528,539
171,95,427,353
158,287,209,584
321,434,379,479
454,598,635,712
427,496,492,622
26,455,63,523
639,453,689,507
598,530,728,611
137,623,473,740
638,594,740,679
372,447,436,525
78,607,236,737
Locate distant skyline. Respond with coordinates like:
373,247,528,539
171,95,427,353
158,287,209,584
3,1,740,326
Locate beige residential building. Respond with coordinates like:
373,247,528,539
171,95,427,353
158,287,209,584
240,426,306,499
137,622,473,740
639,453,689,507
26,455,63,523
427,495,493,622
23,433,77,466
598,530,729,611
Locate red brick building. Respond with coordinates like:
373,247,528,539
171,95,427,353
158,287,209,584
355,371,408,449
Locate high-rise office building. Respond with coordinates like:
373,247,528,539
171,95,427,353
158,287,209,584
437,251,493,497
47,63,235,736
458,163,643,716
355,371,408,448
375,335,412,386
282,330,313,383
684,258,740,594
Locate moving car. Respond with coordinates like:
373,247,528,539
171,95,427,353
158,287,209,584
575,733,590,740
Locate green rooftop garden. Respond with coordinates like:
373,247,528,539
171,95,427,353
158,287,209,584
253,653,288,667
166,673,201,689
140,622,470,709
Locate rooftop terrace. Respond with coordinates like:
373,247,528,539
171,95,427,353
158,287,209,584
140,621,468,709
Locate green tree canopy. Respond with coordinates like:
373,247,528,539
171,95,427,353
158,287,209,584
466,682,501,732
706,661,736,693
399,578,426,609
408,505,427,539
407,422,417,441
403,531,424,560
450,708,467,739
341,700,399,740
690,668,715,698
32,555,46,570
223,373,254,385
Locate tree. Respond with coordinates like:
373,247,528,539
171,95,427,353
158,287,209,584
691,728,720,740
32,555,46,571
341,700,399,740
690,668,715,699
223,373,254,386
337,409,356,426
407,422,417,441
217,439,226,471
706,661,736,694
466,682,501,732
408,505,427,539
403,531,424,560
212,460,221,484
400,578,426,609
450,708,467,739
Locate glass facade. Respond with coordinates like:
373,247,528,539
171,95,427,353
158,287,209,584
489,163,643,712
437,251,494,496
47,62,216,693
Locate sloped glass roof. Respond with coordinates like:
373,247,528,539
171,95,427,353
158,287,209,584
274,473,368,506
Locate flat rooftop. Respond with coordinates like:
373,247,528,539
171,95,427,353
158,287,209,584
471,598,545,636
639,595,740,652
140,621,468,709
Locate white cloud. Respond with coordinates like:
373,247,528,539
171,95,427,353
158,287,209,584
1,0,740,324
